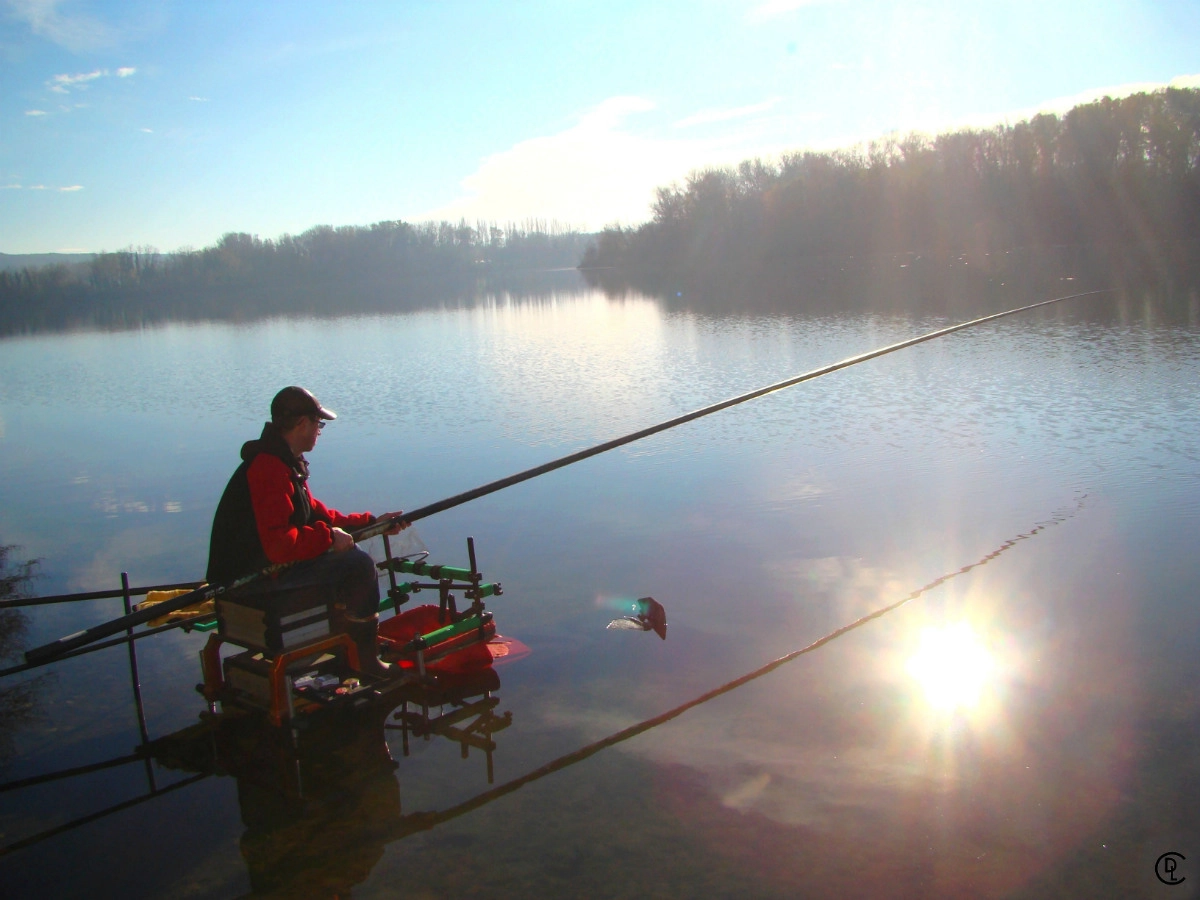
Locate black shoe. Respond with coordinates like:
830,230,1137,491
345,615,398,679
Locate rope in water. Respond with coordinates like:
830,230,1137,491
396,496,1088,837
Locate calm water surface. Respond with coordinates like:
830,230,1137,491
0,274,1198,898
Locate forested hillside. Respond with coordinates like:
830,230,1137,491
582,88,1200,300
0,220,590,333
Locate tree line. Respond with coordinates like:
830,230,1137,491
0,219,592,334
581,88,1200,305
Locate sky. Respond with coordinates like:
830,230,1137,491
1,0,1198,254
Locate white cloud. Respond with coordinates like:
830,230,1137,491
2,182,82,191
41,65,134,97
674,98,781,129
901,73,1200,140
140,127,152,133
6,0,115,51
48,68,106,93
1028,74,1200,117
24,109,47,116
748,0,837,23
419,96,779,231
188,96,209,102
421,74,1200,233
577,94,655,129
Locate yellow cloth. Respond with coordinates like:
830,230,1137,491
137,587,214,627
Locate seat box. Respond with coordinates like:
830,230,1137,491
216,585,332,654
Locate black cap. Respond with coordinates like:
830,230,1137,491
270,386,337,421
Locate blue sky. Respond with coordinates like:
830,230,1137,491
2,0,1197,254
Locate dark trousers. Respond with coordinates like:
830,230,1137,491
240,547,380,621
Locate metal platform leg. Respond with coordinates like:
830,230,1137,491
199,633,226,711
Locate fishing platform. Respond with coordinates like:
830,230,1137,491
4,536,523,729
200,536,515,726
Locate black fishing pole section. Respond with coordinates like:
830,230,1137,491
0,581,202,611
23,564,294,666
1,610,212,679
22,289,1108,667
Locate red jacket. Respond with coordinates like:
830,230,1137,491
246,453,374,563
207,422,375,583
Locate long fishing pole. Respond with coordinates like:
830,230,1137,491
351,289,1107,540
22,289,1108,667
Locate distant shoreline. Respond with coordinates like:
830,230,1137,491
0,252,94,272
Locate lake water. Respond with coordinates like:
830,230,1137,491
1,271,1199,898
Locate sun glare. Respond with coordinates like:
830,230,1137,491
906,622,997,713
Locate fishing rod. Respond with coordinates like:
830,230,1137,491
351,289,1107,540
0,581,202,611
2,609,213,679
22,289,1108,667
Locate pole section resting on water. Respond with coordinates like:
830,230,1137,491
22,289,1108,667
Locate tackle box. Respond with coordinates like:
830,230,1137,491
222,648,371,710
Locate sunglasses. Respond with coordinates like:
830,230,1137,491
312,417,327,431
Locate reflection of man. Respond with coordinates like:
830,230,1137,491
234,704,403,898
207,386,404,676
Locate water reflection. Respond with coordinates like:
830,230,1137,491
0,506,1064,894
524,499,1135,896
0,272,1198,896
0,666,511,897
584,244,1200,327
0,268,595,338
905,621,999,715
0,548,42,771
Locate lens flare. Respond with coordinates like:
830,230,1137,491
905,622,997,712
595,594,642,613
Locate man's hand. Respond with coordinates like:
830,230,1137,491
330,527,355,552
378,511,410,536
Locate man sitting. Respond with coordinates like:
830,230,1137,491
207,386,405,677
